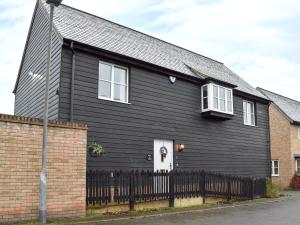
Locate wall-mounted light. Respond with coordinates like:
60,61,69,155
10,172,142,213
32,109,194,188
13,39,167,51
176,143,185,152
169,76,176,84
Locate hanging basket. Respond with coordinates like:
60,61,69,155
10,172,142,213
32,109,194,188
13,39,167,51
88,143,104,157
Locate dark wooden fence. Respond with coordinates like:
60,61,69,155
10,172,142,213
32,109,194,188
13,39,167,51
86,170,266,209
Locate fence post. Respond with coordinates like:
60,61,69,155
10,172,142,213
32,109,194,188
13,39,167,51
251,178,255,200
227,178,231,202
202,171,206,204
169,171,175,208
86,171,89,206
129,171,135,211
110,172,114,203
263,178,267,198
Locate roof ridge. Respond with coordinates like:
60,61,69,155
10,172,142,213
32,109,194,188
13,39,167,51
257,87,300,104
59,3,224,65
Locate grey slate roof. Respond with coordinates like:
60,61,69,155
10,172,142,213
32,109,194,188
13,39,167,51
257,88,300,123
40,0,265,99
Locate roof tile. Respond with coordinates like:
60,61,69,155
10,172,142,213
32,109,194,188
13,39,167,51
257,88,300,123
41,0,265,98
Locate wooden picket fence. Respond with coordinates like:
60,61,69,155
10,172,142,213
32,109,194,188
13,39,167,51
86,170,266,209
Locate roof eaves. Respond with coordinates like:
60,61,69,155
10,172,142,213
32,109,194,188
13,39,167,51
68,39,269,102
274,102,295,124
257,87,300,124
256,87,271,100
292,121,300,126
204,77,238,88
65,39,204,83
185,64,238,88
257,87,300,105
184,64,207,80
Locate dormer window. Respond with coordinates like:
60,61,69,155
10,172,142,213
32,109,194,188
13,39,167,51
201,83,233,115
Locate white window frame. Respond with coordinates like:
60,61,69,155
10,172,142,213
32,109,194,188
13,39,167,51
98,61,129,103
298,127,300,139
271,160,279,177
243,100,256,126
201,83,233,114
202,85,209,110
296,159,300,176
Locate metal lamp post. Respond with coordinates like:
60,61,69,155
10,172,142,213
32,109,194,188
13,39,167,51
40,0,62,224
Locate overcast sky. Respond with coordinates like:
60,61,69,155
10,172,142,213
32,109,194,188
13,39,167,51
0,0,299,115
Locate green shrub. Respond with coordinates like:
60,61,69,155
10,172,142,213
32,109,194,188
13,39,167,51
266,178,281,198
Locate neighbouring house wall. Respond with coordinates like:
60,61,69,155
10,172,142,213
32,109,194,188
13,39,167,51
0,114,87,223
14,0,62,119
269,103,292,188
59,47,270,177
290,125,300,174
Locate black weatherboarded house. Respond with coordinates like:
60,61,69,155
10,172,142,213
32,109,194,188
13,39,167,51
14,0,270,177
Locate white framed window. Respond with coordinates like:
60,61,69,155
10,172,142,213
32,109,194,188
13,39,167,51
202,85,208,110
201,83,233,114
298,127,300,139
98,61,129,103
296,159,300,175
243,101,255,126
271,160,279,176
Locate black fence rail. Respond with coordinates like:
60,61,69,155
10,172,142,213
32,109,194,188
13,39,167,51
86,170,266,209
86,171,112,206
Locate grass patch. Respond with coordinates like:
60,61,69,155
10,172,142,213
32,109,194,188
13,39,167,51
266,178,282,198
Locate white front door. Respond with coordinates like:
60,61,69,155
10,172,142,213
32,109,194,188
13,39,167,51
154,139,173,172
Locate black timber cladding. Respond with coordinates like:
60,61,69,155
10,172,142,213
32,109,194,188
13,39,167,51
59,46,271,177
14,0,62,120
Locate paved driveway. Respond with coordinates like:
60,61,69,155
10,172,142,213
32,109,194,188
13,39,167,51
85,192,300,225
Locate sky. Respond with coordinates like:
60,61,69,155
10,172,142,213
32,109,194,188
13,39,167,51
0,0,300,115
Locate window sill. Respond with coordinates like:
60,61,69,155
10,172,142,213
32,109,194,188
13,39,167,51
202,110,234,120
272,175,279,177
244,123,256,127
98,97,131,105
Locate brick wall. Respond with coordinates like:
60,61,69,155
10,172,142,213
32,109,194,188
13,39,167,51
269,104,292,188
0,114,87,222
290,125,300,175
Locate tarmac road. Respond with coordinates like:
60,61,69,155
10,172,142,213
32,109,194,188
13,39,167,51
83,192,300,225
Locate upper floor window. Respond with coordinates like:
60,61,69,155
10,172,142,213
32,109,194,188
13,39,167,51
243,100,255,126
271,160,279,176
98,61,128,103
201,83,233,114
298,127,300,139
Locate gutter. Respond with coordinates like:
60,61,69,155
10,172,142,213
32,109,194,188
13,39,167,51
70,41,76,122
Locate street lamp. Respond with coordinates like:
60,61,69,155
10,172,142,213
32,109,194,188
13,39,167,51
46,0,63,6
40,0,62,224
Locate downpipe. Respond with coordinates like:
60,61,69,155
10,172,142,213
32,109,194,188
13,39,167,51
70,41,75,122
